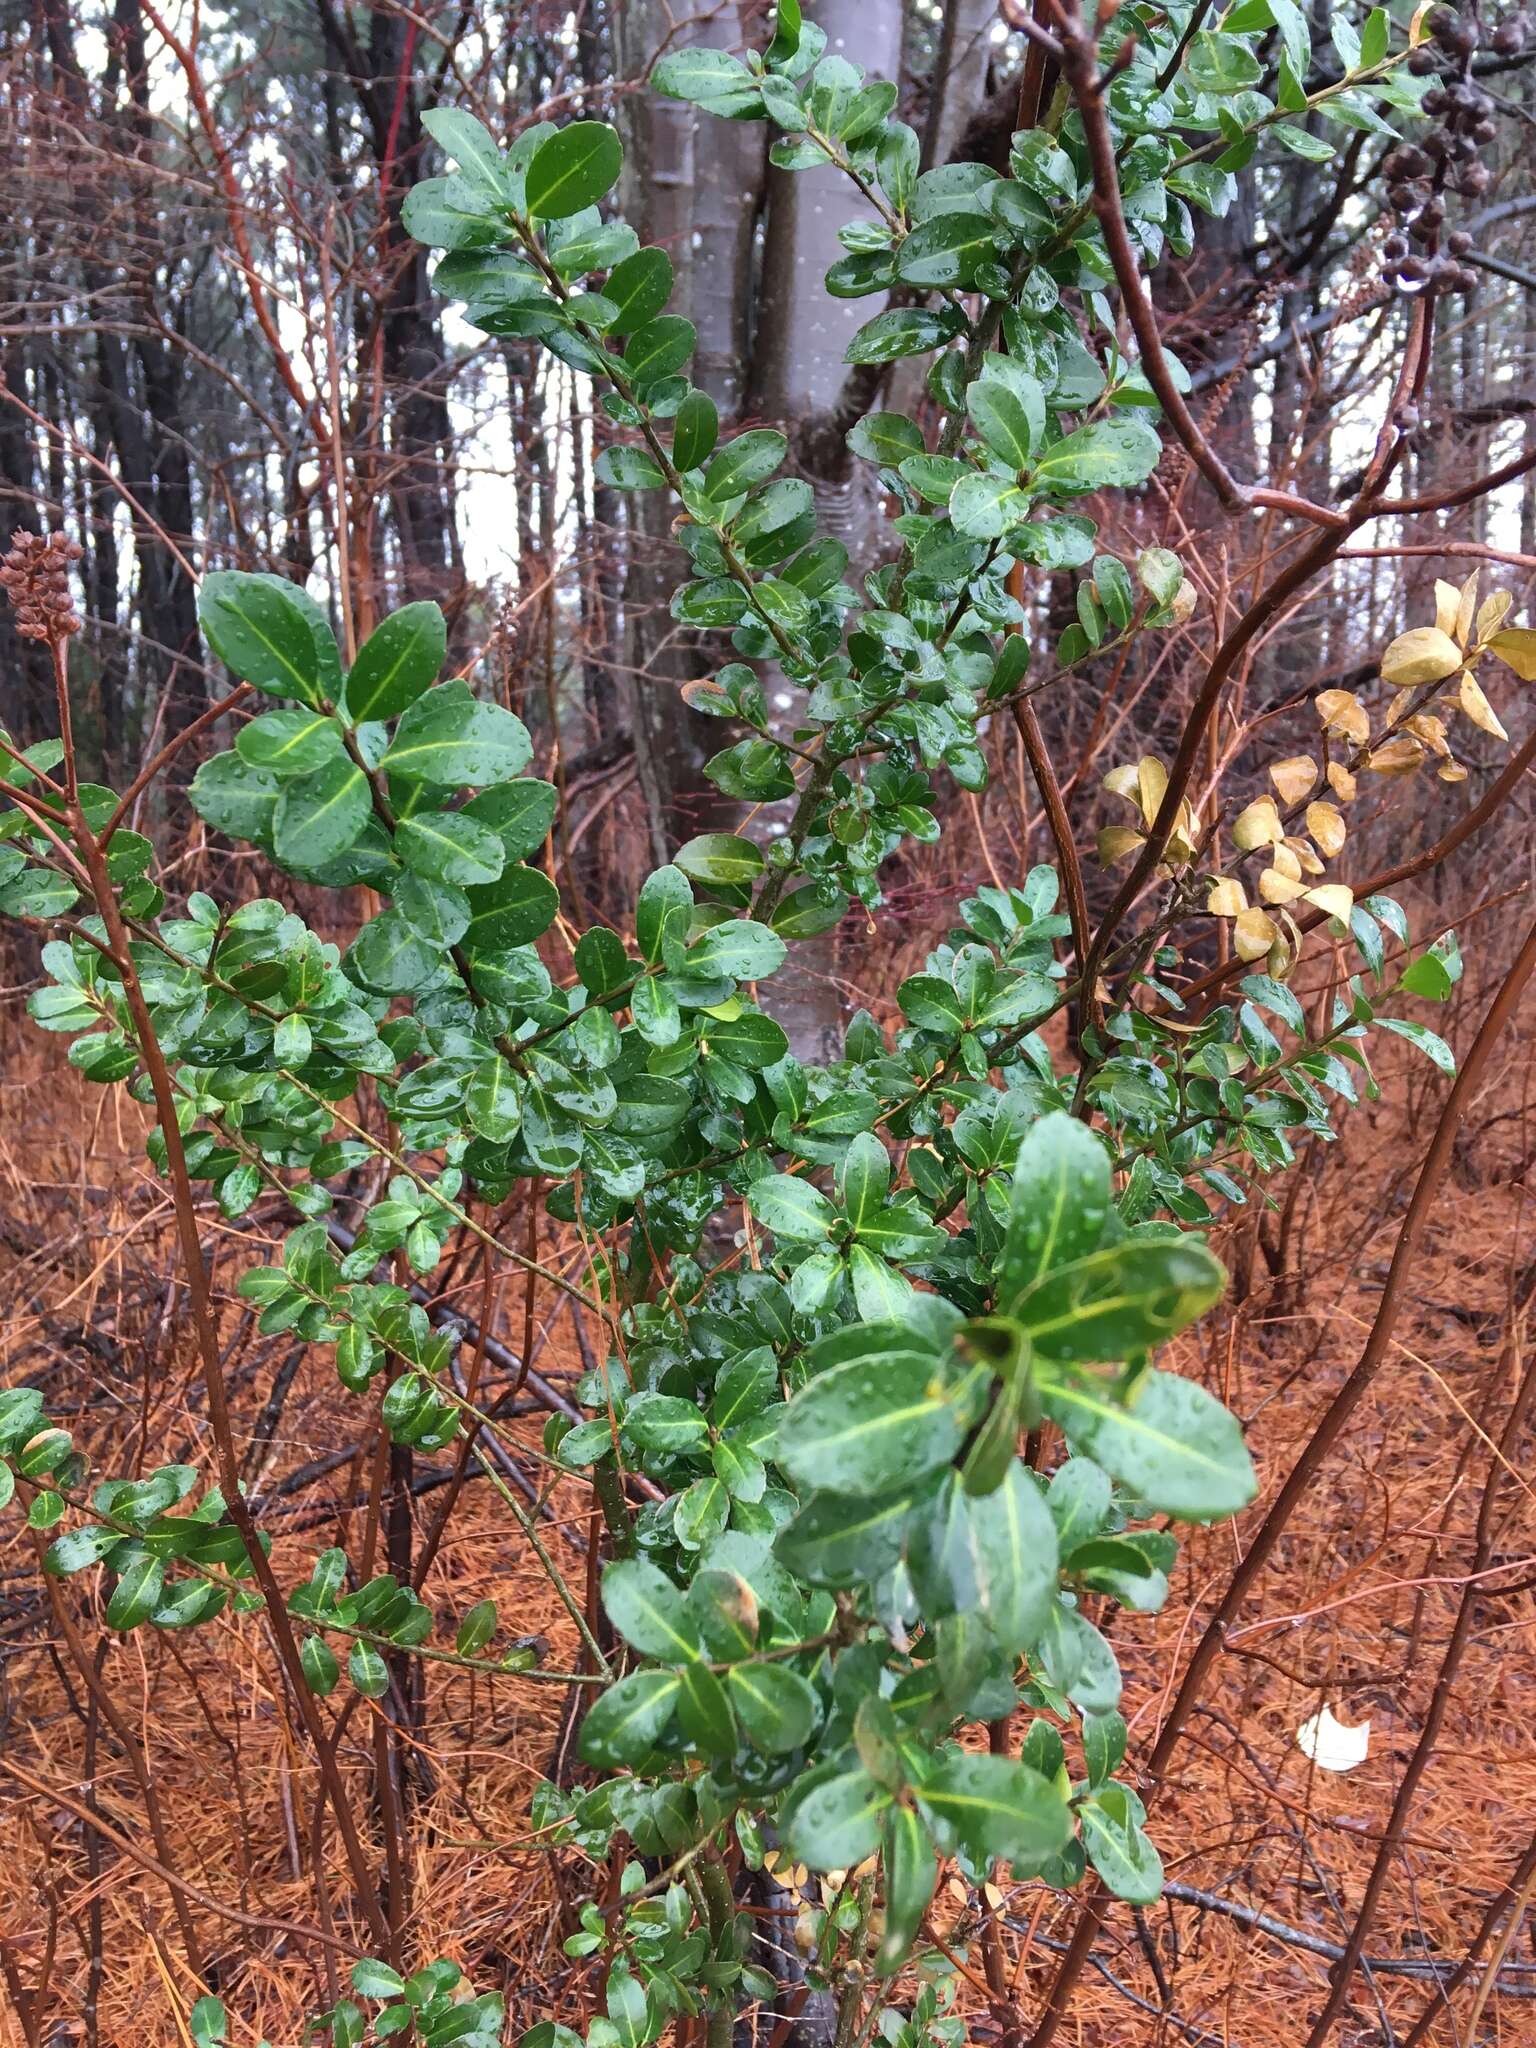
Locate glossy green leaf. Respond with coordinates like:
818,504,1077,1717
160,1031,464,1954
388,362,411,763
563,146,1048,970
966,360,1045,468
844,308,950,364
674,833,765,889
524,121,623,219
1080,1786,1164,1902
272,757,371,870
395,809,506,887
235,709,346,778
462,864,560,950
916,1751,1072,1873
346,909,441,994
1014,1236,1226,1361
782,1764,891,1871
188,753,280,839
775,1486,927,1588
1039,1365,1256,1521
579,1668,682,1766
998,1111,1113,1308
601,1559,703,1662
651,46,764,116
705,430,787,499
876,1805,938,1973
383,684,533,786
1376,1016,1455,1075
776,1351,963,1497
684,917,786,981
344,603,446,723
199,572,332,705
672,389,719,472
465,1056,522,1141
1031,417,1163,493
727,1661,817,1753
603,247,674,334
348,1641,389,1698
105,1552,165,1631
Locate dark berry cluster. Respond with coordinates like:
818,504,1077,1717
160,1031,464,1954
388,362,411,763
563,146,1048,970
1381,6,1528,293
0,529,83,643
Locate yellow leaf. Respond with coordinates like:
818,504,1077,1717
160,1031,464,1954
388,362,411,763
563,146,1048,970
1269,754,1317,805
1385,688,1414,728
1305,883,1354,923
1166,800,1202,867
1270,840,1303,882
1096,825,1144,866
1306,801,1346,857
1232,796,1282,851
1365,734,1423,776
1170,580,1198,625
1273,908,1303,979
1316,689,1370,745
1434,579,1460,637
1287,835,1325,877
1136,755,1169,830
1102,762,1140,801
1457,669,1508,741
1259,866,1307,904
1207,877,1248,916
1438,758,1469,783
1234,907,1278,961
1326,760,1357,803
1475,590,1512,642
1455,570,1479,647
1380,625,1464,688
1488,627,1536,681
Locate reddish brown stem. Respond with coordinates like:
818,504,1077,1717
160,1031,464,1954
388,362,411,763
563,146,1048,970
52,639,392,1950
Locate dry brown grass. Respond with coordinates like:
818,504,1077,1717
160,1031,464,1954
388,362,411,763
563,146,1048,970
0,900,1532,2048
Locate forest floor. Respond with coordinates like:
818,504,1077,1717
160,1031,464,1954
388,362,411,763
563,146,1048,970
0,922,1532,2048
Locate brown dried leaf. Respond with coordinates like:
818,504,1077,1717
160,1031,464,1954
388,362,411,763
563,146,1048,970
1405,711,1450,756
1364,734,1424,776
1326,760,1357,803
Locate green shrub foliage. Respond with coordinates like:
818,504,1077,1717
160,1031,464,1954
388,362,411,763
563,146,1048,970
0,3,1469,2040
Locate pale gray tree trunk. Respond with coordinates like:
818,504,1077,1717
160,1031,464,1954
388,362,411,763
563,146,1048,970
615,0,769,861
